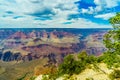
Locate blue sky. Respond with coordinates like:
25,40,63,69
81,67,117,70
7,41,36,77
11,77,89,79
0,0,120,28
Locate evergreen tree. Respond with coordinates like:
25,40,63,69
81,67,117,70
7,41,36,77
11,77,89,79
103,13,120,67
104,13,120,54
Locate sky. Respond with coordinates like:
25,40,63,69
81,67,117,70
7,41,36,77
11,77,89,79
0,0,120,28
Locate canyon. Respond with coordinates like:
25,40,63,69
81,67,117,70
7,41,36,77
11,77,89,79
0,28,109,80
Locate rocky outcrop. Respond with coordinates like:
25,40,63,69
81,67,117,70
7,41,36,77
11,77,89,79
8,31,27,39
0,51,22,61
0,52,2,60
41,30,48,38
50,32,58,38
28,30,37,38
0,42,83,63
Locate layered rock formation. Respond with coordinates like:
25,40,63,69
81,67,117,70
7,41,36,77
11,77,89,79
0,30,82,63
0,29,107,63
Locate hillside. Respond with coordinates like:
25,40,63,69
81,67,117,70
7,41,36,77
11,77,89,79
55,63,115,80
0,58,49,80
36,63,116,80
35,52,120,80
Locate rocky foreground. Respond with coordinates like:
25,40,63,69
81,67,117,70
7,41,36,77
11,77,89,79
35,63,120,80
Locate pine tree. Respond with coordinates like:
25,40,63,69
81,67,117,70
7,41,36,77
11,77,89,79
104,13,120,54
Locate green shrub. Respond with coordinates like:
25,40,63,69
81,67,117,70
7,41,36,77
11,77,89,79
109,70,120,80
30,76,36,80
86,77,94,80
58,51,98,76
58,53,88,76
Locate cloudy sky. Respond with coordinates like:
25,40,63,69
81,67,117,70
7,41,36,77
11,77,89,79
0,0,120,28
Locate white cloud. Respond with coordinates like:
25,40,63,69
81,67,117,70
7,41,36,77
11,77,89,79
29,17,112,28
94,0,120,8
95,6,102,12
0,0,115,28
81,7,94,14
94,13,115,20
0,14,111,28
0,0,81,28
0,0,79,16
81,9,88,13
80,0,120,17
